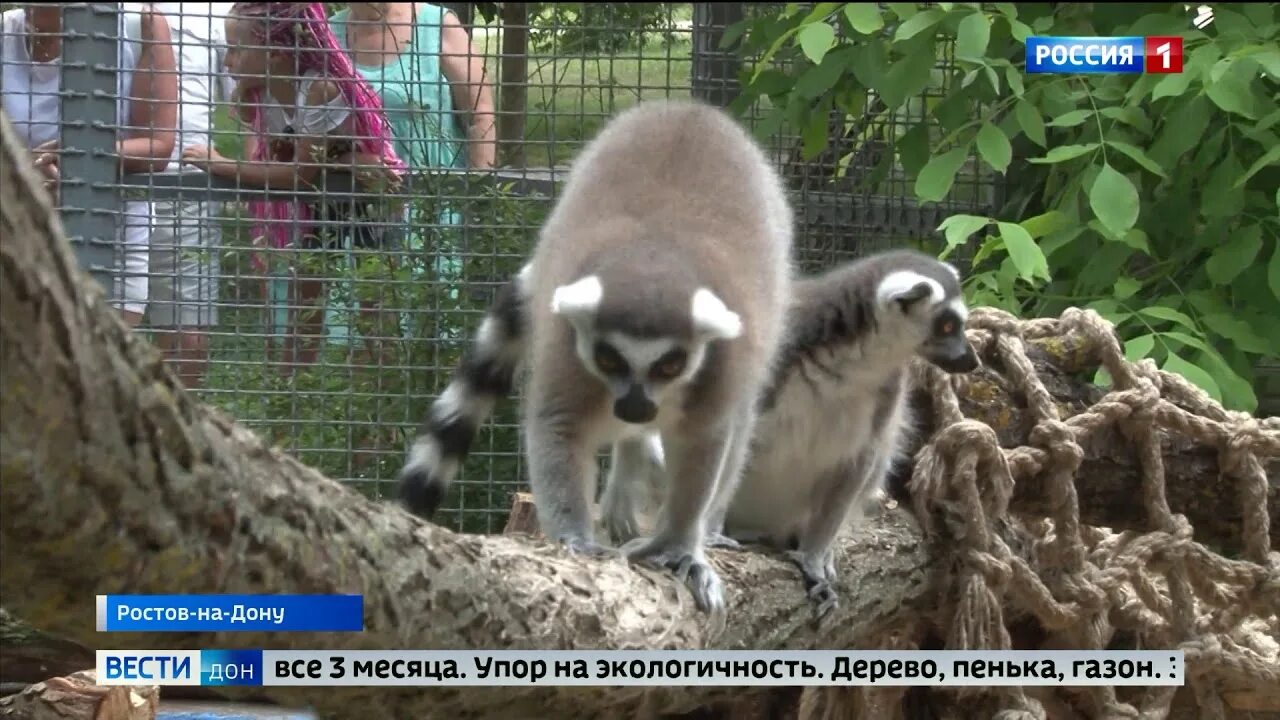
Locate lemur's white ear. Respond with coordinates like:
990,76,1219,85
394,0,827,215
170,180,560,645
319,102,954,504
551,275,603,324
876,271,943,313
691,287,742,340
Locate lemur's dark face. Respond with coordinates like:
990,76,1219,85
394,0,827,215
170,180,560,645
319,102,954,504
919,299,978,373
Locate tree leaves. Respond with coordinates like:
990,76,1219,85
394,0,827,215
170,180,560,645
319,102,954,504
1271,240,1280,302
1205,57,1260,119
727,2,1279,414
1015,99,1046,147
1089,164,1140,237
976,122,1012,173
997,221,1050,282
1028,143,1098,164
1234,145,1280,189
1205,225,1264,286
797,21,836,64
955,11,991,60
1047,109,1093,128
893,7,944,41
1163,352,1223,403
937,214,990,255
1105,140,1168,179
915,146,970,202
843,3,885,34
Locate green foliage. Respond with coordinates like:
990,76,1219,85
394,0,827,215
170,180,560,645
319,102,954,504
527,3,684,54
727,2,1280,412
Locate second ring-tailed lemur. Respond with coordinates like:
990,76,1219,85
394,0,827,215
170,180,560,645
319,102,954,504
396,98,795,617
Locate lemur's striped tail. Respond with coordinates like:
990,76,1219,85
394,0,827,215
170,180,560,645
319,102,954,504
397,265,531,519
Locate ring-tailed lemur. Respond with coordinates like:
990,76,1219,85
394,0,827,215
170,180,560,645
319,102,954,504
396,98,795,616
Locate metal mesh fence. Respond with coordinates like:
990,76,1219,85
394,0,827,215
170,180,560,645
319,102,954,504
1,2,1002,534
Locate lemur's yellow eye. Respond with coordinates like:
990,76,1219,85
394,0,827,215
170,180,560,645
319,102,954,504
942,320,956,334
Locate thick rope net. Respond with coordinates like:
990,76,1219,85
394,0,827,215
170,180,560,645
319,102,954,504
801,306,1279,720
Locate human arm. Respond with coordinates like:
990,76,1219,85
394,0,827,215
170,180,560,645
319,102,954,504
438,8,496,169
182,78,352,188
117,5,178,174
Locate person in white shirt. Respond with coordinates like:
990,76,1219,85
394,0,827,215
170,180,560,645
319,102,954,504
146,2,235,389
1,3,178,327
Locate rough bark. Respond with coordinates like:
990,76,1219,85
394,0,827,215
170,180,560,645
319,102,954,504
0,671,158,720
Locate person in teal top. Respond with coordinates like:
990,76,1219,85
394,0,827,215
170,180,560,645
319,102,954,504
270,2,496,348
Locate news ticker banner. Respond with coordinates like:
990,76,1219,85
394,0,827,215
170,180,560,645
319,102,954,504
1026,36,1184,74
96,595,364,632
98,650,1185,688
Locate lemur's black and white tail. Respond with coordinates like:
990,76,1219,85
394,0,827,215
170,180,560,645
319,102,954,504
397,264,531,519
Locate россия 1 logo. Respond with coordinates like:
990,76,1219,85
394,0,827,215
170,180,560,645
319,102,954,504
1025,36,1183,74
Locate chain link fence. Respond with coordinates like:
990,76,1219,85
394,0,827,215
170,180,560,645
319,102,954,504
1,2,1003,533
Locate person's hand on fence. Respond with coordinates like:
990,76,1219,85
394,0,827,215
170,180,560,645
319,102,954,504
335,150,404,193
180,144,229,173
30,139,60,202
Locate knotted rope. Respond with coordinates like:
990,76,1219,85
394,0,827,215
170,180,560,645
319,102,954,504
831,306,1278,719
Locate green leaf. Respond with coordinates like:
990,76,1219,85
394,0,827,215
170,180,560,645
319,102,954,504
1123,332,1155,360
797,21,836,64
955,11,991,60
1120,228,1151,255
1151,70,1195,101
1193,348,1258,413
1202,156,1247,219
801,108,829,160
1162,352,1222,403
1007,17,1032,42
1089,164,1140,237
793,48,852,99
1271,241,1280,302
1205,58,1260,119
915,146,970,202
896,122,932,177
881,39,938,109
1106,140,1168,179
1206,225,1264,286
1047,109,1093,128
1028,143,1098,164
886,2,918,20
893,7,945,41
1198,313,1274,355
976,122,1012,174
1114,276,1141,301
1019,210,1071,239
1099,106,1153,136
1255,47,1280,79
997,221,1049,282
1139,306,1197,331
937,214,991,253
1015,99,1046,147
843,3,885,34
1233,144,1280,189
1005,65,1025,98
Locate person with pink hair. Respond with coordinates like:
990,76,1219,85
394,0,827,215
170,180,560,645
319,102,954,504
180,1,406,369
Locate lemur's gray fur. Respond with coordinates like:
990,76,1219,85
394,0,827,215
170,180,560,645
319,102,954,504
393,248,977,619
396,98,795,616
